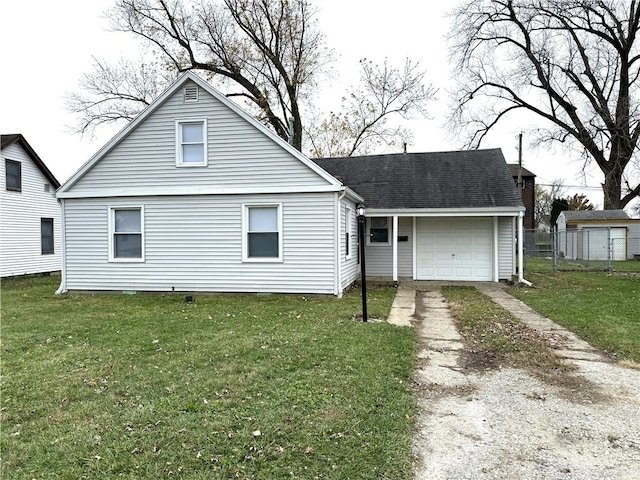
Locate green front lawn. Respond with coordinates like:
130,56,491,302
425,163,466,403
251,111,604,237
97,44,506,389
509,271,640,363
1,276,416,479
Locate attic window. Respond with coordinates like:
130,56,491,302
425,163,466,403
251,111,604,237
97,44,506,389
183,85,199,103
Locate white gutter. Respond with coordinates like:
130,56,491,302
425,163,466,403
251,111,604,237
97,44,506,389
55,198,68,294
518,211,532,286
335,189,347,297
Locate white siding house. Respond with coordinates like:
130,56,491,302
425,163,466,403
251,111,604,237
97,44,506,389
56,72,362,296
57,72,526,295
1,134,61,277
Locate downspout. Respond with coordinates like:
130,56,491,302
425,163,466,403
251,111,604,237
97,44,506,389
55,198,67,294
518,211,532,286
335,189,346,297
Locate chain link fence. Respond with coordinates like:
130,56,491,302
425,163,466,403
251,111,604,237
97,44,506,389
523,227,640,272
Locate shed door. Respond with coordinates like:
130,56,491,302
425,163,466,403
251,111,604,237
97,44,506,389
416,217,493,281
582,227,627,261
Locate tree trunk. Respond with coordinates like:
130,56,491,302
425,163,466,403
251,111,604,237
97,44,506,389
602,164,624,210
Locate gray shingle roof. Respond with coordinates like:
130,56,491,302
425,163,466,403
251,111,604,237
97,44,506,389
562,210,630,222
312,149,524,210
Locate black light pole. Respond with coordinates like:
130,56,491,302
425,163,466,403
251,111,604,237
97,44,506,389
356,203,368,322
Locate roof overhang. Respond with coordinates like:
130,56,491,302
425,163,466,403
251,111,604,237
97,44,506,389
363,206,525,217
57,184,350,199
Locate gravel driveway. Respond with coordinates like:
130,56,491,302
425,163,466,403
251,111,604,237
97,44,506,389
410,285,640,480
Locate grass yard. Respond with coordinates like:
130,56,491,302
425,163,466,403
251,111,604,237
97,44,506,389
524,256,640,273
1,276,416,479
509,271,640,364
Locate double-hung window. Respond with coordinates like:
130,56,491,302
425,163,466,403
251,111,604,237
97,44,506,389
41,218,54,254
5,159,21,191
110,207,144,261
176,119,207,166
368,217,390,244
244,204,282,262
345,206,352,258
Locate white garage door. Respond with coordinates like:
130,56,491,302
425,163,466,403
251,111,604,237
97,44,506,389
416,217,493,281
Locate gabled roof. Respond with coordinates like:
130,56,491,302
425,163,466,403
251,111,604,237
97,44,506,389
58,71,343,195
507,164,536,177
1,134,60,188
562,210,631,222
313,149,524,210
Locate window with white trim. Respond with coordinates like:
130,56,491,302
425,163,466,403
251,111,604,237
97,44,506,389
110,207,144,261
41,218,54,254
244,204,282,261
368,217,390,244
176,119,207,166
345,206,352,258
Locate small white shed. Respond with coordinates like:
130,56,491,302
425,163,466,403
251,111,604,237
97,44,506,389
557,210,640,261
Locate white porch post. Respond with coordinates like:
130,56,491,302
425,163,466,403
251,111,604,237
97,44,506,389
392,215,398,281
518,211,524,283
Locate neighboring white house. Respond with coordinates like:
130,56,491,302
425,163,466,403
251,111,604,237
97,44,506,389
1,134,61,277
557,210,640,261
56,72,526,296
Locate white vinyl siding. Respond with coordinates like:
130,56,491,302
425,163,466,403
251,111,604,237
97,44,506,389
69,80,333,195
1,143,61,277
176,119,207,166
498,216,514,280
340,201,360,289
63,193,336,294
364,217,413,277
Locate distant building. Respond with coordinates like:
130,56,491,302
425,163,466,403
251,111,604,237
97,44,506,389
508,164,536,229
1,134,61,277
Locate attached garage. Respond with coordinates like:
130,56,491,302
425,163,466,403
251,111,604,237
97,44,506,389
314,149,527,284
416,217,493,281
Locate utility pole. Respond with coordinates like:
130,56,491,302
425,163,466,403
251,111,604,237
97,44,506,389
517,132,523,190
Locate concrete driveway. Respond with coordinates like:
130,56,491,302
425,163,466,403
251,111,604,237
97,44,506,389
388,283,640,480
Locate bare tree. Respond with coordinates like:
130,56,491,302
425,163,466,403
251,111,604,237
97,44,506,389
67,0,433,155
66,56,177,138
306,58,436,158
534,179,565,229
449,0,640,209
68,0,332,151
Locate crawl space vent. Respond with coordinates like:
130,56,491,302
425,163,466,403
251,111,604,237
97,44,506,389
183,85,199,103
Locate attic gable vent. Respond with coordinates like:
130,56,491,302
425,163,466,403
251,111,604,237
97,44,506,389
183,85,199,103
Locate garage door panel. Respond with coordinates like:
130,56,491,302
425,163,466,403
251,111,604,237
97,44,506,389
416,217,493,281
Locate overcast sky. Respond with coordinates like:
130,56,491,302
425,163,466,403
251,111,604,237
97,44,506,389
0,0,611,207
